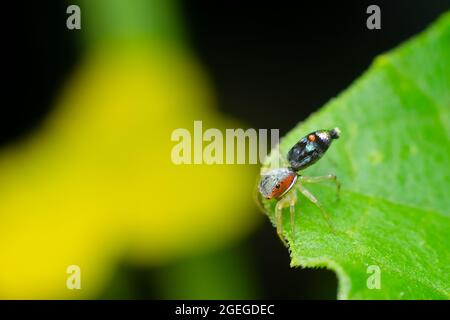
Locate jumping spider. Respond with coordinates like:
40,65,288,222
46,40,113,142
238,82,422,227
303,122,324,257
259,128,341,245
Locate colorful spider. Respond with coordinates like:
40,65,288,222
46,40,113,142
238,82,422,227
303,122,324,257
258,128,341,245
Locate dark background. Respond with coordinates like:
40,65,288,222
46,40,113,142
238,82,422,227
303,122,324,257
3,0,449,299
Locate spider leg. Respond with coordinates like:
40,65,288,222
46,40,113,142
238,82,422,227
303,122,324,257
299,174,341,201
297,183,336,234
289,193,297,237
274,190,297,247
275,200,288,247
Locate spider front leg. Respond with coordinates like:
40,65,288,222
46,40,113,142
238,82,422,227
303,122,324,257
297,183,336,234
274,190,298,246
299,174,341,201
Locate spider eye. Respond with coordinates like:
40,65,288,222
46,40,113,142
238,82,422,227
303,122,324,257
275,184,281,189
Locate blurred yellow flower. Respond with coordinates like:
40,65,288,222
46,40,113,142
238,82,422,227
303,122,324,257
0,44,258,298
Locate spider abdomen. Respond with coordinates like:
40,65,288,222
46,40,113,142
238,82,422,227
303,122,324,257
287,129,340,171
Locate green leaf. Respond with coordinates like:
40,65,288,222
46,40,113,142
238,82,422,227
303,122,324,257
262,12,450,299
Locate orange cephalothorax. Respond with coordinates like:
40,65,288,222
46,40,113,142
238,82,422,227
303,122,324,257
258,168,297,200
